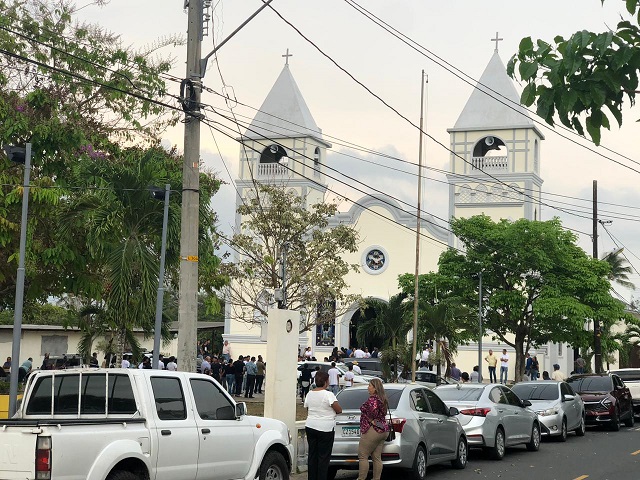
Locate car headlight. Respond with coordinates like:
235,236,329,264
601,398,613,408
536,406,560,416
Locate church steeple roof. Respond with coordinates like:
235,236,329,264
450,51,540,135
244,65,328,145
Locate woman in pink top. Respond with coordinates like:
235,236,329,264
358,378,390,480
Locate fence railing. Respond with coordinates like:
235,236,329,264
471,156,508,171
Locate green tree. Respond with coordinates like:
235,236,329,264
602,248,636,290
0,0,179,307
440,215,633,381
508,1,640,145
356,293,412,382
222,184,360,332
60,147,224,360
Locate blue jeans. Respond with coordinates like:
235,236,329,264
329,385,339,395
500,366,508,384
226,374,235,393
488,366,496,383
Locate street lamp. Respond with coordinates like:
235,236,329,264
5,143,31,417
150,184,171,370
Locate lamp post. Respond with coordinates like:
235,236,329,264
477,271,483,383
5,143,31,417
151,184,170,370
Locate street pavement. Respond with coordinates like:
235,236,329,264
291,423,640,480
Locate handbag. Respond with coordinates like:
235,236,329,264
385,408,395,442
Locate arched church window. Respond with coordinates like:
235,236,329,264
316,295,336,347
457,184,471,203
260,144,288,164
472,136,508,171
313,147,321,177
534,139,539,173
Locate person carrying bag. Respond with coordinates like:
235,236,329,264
358,378,390,480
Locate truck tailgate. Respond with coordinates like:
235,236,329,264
0,426,38,479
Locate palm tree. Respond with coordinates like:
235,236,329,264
356,293,412,381
602,248,635,290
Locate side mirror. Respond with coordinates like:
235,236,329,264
563,394,575,402
448,406,460,416
235,402,247,418
521,399,532,407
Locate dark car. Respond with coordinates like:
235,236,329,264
566,373,634,431
341,358,383,378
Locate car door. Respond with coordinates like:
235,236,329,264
501,387,531,442
150,376,200,480
560,382,579,430
423,389,458,460
189,377,255,480
410,387,439,460
613,375,632,416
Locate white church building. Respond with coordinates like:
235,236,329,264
223,47,575,381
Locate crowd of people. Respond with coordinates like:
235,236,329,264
301,345,380,363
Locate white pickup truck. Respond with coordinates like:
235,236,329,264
0,368,293,480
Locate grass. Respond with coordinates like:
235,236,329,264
245,400,308,421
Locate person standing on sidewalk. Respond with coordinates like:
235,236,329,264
255,355,266,394
233,355,245,396
327,362,341,395
304,371,342,480
499,349,509,384
485,349,497,383
224,359,235,393
245,356,257,398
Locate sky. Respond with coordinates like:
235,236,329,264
76,0,640,302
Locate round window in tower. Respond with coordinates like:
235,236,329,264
361,246,389,275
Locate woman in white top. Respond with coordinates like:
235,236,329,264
304,371,342,480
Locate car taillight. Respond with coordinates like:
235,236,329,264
459,408,491,417
390,417,406,433
35,437,51,480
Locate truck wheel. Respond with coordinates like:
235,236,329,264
106,471,139,480
259,451,289,480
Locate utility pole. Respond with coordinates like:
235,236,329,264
177,0,203,374
593,180,603,374
477,271,483,383
411,70,427,383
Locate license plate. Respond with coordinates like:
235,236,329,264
342,426,360,437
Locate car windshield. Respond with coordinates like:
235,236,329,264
435,387,483,402
511,384,559,401
567,376,613,392
612,371,640,382
415,372,437,383
337,388,403,410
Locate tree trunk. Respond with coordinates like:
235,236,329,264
514,339,525,383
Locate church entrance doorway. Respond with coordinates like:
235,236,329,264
348,306,385,353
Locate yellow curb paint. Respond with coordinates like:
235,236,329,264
631,449,640,456
573,476,589,480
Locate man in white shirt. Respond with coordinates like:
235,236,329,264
343,365,355,387
121,355,130,369
327,362,341,395
166,356,178,371
201,356,211,374
420,347,430,368
352,361,362,375
353,347,366,358
500,349,509,384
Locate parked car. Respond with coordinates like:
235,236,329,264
341,358,383,377
398,371,456,389
297,361,374,387
566,373,634,431
330,383,467,480
511,381,586,441
0,368,293,480
609,368,640,416
435,383,541,460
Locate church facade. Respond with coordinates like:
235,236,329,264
223,47,574,380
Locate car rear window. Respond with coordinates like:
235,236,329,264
434,387,483,402
511,383,559,401
336,388,403,410
612,371,640,382
566,376,613,392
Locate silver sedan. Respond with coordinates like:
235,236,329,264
435,383,541,460
330,384,467,480
511,381,586,441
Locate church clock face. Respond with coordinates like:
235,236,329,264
362,246,389,275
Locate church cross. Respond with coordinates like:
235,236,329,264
491,32,503,52
282,48,293,66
